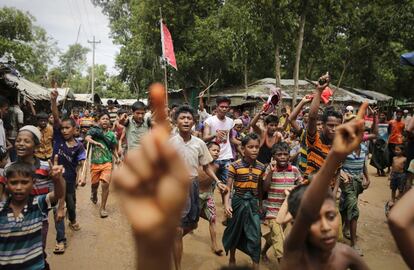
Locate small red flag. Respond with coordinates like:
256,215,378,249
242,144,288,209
161,22,178,70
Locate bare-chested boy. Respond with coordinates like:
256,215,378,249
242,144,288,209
389,145,407,205
280,103,370,270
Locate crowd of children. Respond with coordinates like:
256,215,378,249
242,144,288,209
0,76,414,270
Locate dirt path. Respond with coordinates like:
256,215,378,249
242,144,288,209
47,166,409,269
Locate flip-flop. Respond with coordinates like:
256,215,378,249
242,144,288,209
100,209,108,218
69,222,81,231
53,242,65,254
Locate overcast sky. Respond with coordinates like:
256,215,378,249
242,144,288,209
1,0,119,74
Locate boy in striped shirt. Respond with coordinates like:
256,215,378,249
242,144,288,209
0,160,64,270
222,133,266,269
261,141,302,262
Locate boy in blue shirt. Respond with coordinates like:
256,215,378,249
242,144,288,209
0,159,64,270
51,90,87,253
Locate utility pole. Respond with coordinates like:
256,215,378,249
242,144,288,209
87,36,101,104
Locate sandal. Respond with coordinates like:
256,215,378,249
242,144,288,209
53,242,65,254
100,209,108,218
69,222,81,231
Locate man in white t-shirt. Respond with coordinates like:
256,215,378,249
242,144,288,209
203,96,234,184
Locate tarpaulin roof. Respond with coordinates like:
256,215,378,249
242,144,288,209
47,88,75,103
401,52,414,66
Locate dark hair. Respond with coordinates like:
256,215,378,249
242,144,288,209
264,114,279,125
98,111,110,120
322,109,342,123
303,108,310,114
61,117,76,127
107,100,113,105
132,101,146,112
216,96,231,106
72,107,79,113
281,107,287,113
271,141,291,155
36,112,49,120
174,105,195,120
117,109,128,116
207,141,220,149
171,103,179,109
241,133,260,147
287,184,335,218
5,162,35,179
0,95,9,108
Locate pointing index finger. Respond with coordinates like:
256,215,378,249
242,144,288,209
150,82,168,130
356,102,368,120
54,155,59,166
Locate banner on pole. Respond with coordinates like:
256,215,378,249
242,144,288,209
161,22,178,70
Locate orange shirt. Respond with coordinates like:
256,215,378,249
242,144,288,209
305,131,331,180
388,120,405,144
35,125,54,160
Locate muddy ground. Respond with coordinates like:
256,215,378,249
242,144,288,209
47,166,409,269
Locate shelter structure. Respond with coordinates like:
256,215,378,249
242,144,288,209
206,78,376,112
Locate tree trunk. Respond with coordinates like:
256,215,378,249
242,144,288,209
244,58,248,89
292,10,307,107
331,60,349,105
275,43,281,87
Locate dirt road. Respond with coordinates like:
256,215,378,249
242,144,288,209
47,166,409,269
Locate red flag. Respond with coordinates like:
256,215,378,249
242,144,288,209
161,22,178,70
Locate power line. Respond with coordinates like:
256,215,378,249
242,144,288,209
82,0,95,38
71,0,91,41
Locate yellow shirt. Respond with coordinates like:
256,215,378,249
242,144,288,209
35,125,54,160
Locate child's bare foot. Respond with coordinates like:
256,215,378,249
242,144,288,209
90,191,97,204
211,247,223,256
261,253,270,263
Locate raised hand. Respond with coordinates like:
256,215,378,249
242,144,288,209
316,72,330,91
49,155,64,181
332,102,368,157
112,83,190,244
51,89,58,102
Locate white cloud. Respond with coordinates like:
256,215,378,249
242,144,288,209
0,0,120,74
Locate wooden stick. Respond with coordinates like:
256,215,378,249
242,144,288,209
80,142,90,181
197,78,219,98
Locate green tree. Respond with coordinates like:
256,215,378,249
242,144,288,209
58,44,90,79
0,7,57,82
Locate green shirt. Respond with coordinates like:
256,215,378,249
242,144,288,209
87,127,117,164
125,116,150,150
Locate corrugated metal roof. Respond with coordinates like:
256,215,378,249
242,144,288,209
345,87,393,101
210,78,376,104
5,73,50,102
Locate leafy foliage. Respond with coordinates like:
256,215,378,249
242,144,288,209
0,7,58,83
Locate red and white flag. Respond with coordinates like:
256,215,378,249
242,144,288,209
161,21,177,70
